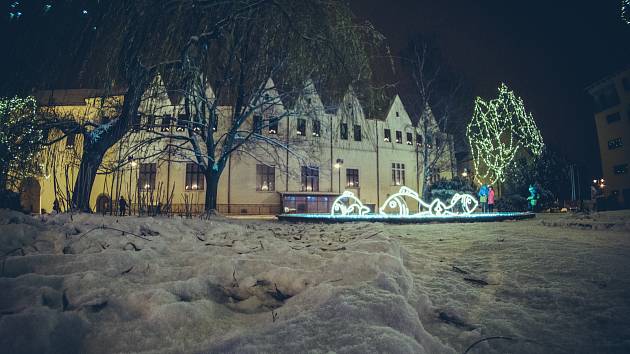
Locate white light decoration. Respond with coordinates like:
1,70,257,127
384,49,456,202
466,83,544,185
331,191,370,216
623,0,630,24
330,187,479,217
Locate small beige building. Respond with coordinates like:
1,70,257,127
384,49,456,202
588,67,630,208
31,76,454,215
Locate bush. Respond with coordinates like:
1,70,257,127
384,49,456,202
428,177,476,202
495,194,528,212
0,190,21,211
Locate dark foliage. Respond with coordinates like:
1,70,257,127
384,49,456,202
428,177,475,202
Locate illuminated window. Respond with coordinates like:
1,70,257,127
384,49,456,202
395,131,402,144
614,163,628,175
297,118,306,136
160,115,172,132
608,137,623,150
256,164,275,191
340,123,348,140
301,166,319,192
65,133,76,149
253,115,263,134
185,163,204,190
384,129,391,142
391,163,405,186
268,119,278,134
145,115,155,131
353,124,362,141
312,119,321,137
346,168,359,187
406,132,413,145
138,163,157,190
416,134,423,147
176,114,188,132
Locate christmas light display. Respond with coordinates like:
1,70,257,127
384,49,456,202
623,0,630,24
330,187,478,217
466,83,544,185
331,191,370,216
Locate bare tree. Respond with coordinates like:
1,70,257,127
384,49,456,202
401,36,469,198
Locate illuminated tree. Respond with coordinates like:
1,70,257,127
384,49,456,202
623,0,630,25
466,83,544,185
0,96,46,191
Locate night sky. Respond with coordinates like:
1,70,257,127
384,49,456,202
350,0,630,178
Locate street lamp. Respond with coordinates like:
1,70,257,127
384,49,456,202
335,158,344,193
461,168,468,178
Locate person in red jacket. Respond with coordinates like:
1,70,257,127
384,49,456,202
488,186,495,213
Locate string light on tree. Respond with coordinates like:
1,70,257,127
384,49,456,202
466,83,544,185
623,0,630,24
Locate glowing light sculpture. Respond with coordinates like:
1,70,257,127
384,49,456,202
379,186,478,216
466,83,544,185
331,191,370,216
330,187,478,217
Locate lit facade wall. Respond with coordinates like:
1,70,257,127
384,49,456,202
588,67,630,206
35,78,454,215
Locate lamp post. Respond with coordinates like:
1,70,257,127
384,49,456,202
334,158,344,193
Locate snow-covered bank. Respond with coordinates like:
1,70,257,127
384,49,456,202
0,210,451,353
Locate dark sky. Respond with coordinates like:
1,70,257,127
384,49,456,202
349,0,630,177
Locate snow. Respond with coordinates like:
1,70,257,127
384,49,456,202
1,209,629,353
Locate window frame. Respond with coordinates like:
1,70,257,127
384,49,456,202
296,118,306,136
384,129,391,142
346,168,359,188
301,166,320,192
138,163,157,190
312,119,321,137
256,164,275,191
340,122,348,140
353,124,362,141
185,163,205,190
391,163,405,186
395,131,403,144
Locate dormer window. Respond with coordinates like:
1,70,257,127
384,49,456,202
269,120,278,134
297,118,306,136
384,129,391,142
312,119,321,137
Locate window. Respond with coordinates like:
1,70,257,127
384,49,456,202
185,163,204,190
145,115,156,131
391,163,405,186
395,131,402,144
340,123,348,140
608,137,623,150
312,119,321,137
346,168,359,187
256,164,275,191
301,166,319,192
138,163,157,190
65,133,76,149
296,118,306,136
384,129,391,142
176,114,188,132
353,124,362,141
406,132,413,145
269,119,278,134
593,84,620,112
395,111,400,117
416,134,423,147
607,112,621,124
614,163,628,175
426,135,433,148
253,115,263,134
132,113,142,131
160,115,172,132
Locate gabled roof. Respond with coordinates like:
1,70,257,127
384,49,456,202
35,89,125,106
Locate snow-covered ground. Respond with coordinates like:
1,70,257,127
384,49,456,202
1,210,629,353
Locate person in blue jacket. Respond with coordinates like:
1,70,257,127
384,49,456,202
478,184,489,212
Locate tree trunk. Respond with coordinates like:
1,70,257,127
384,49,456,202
72,149,104,212
204,171,220,212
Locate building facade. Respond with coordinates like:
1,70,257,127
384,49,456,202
588,67,630,208
30,77,454,215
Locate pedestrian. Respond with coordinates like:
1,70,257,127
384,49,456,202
488,186,495,213
527,185,539,212
118,196,128,216
52,198,61,213
478,184,488,212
